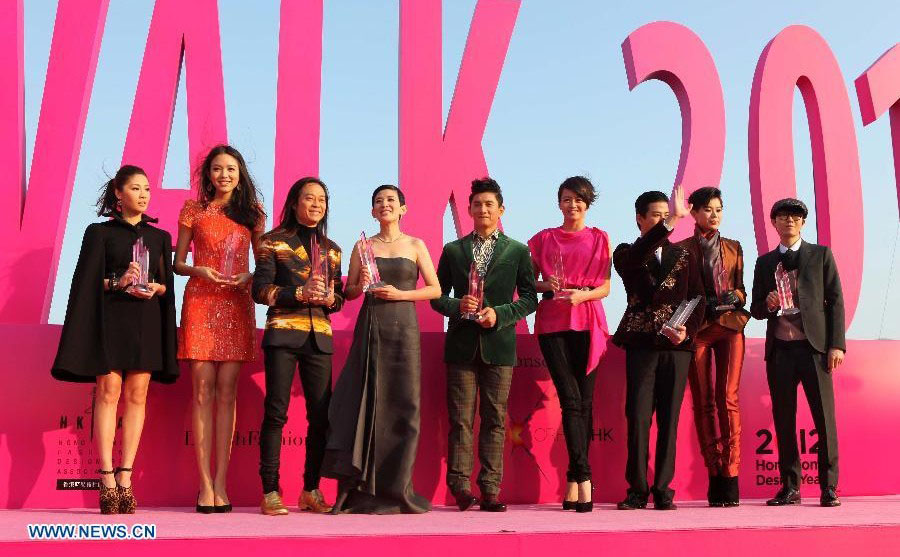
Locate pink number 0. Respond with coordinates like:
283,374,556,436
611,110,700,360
750,25,864,326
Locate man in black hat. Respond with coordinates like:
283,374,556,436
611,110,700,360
750,198,845,507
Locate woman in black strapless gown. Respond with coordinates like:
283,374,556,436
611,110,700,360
323,185,441,514
322,186,440,514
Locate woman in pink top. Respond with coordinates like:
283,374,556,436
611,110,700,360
528,176,612,513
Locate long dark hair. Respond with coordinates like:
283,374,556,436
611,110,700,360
195,144,265,230
271,177,330,240
96,164,147,217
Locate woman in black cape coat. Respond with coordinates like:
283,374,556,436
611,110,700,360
51,165,178,514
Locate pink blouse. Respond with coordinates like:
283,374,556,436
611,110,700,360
528,227,611,374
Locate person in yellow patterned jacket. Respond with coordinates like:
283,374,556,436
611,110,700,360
251,177,344,516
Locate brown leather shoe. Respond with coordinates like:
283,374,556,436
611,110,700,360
261,491,290,516
299,489,333,513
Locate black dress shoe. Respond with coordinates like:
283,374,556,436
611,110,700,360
766,487,801,506
479,496,507,512
722,476,740,507
562,500,577,510
616,493,648,510
452,490,479,511
708,475,724,507
214,503,232,513
820,487,841,507
654,498,677,510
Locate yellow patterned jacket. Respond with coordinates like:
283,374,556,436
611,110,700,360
251,229,344,352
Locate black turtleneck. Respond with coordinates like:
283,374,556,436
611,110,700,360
297,224,318,257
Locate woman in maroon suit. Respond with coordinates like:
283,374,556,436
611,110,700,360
676,187,750,507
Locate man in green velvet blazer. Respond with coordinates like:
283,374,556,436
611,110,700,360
431,178,537,513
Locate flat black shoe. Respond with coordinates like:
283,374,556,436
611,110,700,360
196,492,214,514
722,476,740,507
820,487,841,507
766,487,801,506
479,498,507,512
616,493,647,510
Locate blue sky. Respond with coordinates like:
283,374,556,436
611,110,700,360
23,0,900,338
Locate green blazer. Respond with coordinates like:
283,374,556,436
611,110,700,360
430,231,538,366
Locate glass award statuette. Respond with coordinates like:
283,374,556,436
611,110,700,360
309,233,332,299
660,295,702,342
462,261,485,321
358,231,386,291
552,248,572,300
130,237,152,293
774,261,800,316
220,232,240,281
713,258,735,311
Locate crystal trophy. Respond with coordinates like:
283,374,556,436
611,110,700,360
358,231,386,291
309,233,332,299
552,247,572,301
220,232,240,281
130,237,151,293
660,295,702,342
774,261,800,316
713,258,735,311
461,261,485,320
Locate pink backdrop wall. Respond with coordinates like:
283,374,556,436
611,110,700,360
1,325,898,508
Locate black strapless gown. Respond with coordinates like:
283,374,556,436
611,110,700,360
322,257,431,514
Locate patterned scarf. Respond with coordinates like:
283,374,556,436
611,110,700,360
472,229,500,276
696,226,720,289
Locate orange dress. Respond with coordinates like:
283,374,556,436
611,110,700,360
177,200,261,362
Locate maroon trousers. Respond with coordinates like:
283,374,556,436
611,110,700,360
688,323,744,477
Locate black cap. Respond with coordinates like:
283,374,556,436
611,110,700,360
770,198,808,220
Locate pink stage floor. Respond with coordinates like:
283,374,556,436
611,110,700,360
3,496,899,556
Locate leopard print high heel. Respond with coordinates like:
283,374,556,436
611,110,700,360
115,467,136,514
98,469,119,514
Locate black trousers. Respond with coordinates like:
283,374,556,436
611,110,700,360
624,347,691,502
538,331,596,483
260,336,332,494
767,339,839,490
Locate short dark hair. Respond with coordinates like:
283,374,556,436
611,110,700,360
635,190,668,216
688,186,722,208
371,184,405,206
558,176,597,208
469,177,503,206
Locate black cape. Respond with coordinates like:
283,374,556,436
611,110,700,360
51,216,179,384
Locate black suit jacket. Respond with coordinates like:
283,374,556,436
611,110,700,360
750,240,846,360
612,221,706,350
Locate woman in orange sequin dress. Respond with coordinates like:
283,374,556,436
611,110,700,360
174,145,265,513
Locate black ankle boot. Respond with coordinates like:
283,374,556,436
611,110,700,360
707,475,724,507
722,476,740,507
